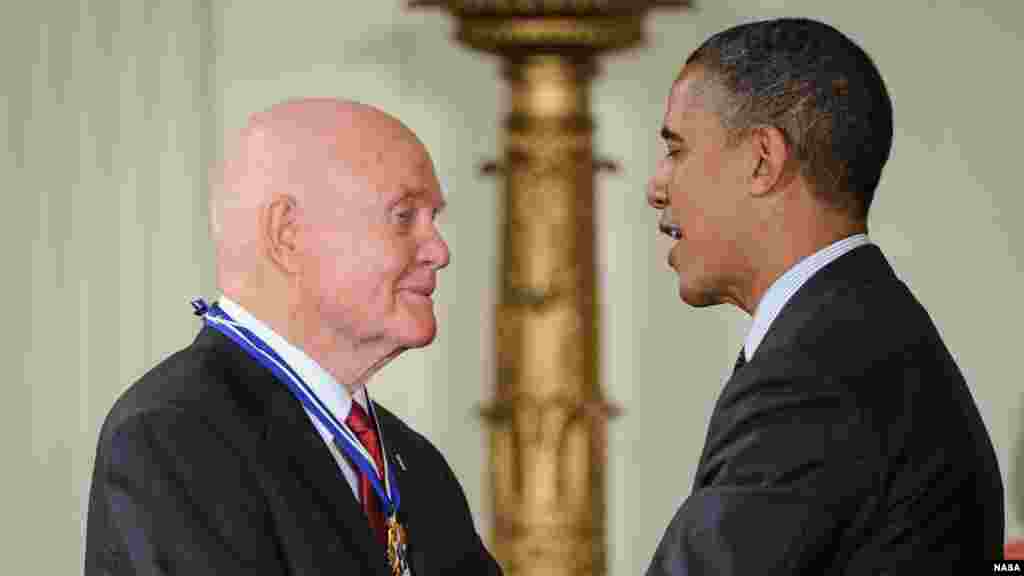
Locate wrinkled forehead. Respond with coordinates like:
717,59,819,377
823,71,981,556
341,134,438,188
347,130,433,175
317,130,443,213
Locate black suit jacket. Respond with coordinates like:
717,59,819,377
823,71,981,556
85,324,502,576
646,245,1004,575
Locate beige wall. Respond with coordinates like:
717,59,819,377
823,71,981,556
5,1,1022,574
3,1,215,573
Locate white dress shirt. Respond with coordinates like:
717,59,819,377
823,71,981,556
218,296,365,502
743,234,872,362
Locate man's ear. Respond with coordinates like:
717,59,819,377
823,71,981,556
263,194,301,274
749,125,792,197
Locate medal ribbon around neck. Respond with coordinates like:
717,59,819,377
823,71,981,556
191,298,401,519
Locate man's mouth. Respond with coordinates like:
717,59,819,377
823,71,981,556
658,223,682,241
401,283,435,298
658,224,683,270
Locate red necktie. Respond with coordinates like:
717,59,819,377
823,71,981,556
345,401,388,546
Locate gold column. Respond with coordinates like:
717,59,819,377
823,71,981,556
408,3,690,575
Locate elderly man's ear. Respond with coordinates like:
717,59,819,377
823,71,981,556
263,194,302,275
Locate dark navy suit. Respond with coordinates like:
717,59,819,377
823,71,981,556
647,245,1004,574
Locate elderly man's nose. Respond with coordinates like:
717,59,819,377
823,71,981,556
422,230,451,270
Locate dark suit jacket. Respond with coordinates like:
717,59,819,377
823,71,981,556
646,245,1004,575
85,324,502,576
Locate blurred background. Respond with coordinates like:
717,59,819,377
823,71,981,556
4,1,1022,573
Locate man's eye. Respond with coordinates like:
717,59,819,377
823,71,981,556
666,149,680,159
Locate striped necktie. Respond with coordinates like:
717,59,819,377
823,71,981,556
345,402,388,546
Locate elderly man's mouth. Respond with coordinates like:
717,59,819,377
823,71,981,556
401,286,435,301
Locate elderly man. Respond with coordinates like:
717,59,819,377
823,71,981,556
85,99,502,576
645,18,1003,573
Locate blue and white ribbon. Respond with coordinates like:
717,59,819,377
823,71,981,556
191,298,401,517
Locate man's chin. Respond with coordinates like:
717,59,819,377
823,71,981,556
392,293,440,345
395,319,438,349
677,277,716,308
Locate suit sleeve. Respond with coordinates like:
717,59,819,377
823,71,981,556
85,408,282,576
645,372,879,576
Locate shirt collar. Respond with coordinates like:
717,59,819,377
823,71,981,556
217,296,366,419
743,234,871,362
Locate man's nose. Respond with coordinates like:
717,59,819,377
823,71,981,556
421,227,451,270
647,174,668,210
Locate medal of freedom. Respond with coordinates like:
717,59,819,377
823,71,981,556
387,515,410,576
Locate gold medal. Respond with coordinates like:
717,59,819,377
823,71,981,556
386,515,410,576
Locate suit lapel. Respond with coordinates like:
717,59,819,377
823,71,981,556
375,404,429,576
265,382,387,566
206,326,389,575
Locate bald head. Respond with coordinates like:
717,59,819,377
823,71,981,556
210,98,430,294
208,98,450,385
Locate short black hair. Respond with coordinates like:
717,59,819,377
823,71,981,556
686,18,893,220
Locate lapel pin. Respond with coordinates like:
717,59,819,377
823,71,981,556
395,453,407,471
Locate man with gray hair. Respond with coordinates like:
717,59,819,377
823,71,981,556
646,18,1003,573
85,98,502,575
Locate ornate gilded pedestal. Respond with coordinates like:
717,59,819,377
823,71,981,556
408,2,690,575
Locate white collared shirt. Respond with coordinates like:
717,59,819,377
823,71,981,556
743,234,872,362
218,296,364,501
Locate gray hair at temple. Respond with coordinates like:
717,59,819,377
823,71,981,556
685,18,893,220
